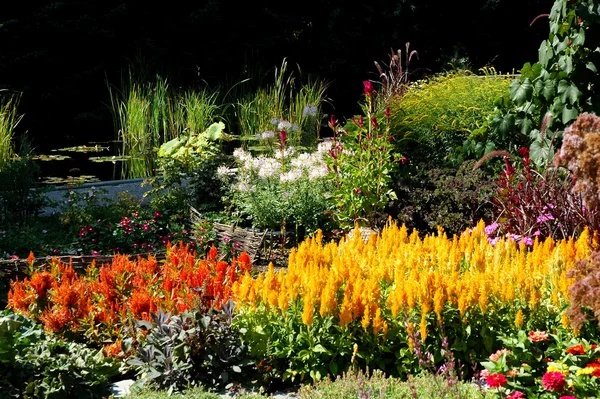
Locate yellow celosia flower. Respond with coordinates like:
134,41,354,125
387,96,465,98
514,309,524,329
230,219,591,338
302,295,313,326
372,307,383,335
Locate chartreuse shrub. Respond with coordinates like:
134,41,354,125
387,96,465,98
232,221,594,385
7,243,251,349
387,69,511,165
0,310,120,398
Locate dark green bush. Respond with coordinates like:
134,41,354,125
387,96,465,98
0,155,47,227
0,310,121,398
389,160,495,237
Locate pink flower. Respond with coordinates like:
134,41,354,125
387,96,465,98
363,80,374,97
528,330,550,342
507,391,526,399
542,371,566,392
559,396,578,399
489,348,512,362
479,369,490,380
486,373,507,388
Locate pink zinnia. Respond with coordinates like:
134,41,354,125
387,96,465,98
528,330,550,342
486,373,507,388
542,371,566,392
507,391,526,399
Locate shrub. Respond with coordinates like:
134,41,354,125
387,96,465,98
555,112,600,210
0,152,47,227
389,159,495,238
0,310,120,398
233,223,592,384
483,145,600,245
218,143,333,236
387,69,511,166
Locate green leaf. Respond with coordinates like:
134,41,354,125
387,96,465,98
530,138,553,167
312,344,328,353
510,78,533,106
536,79,556,102
573,28,585,46
517,116,534,135
203,122,226,141
329,362,339,376
538,40,554,67
561,104,579,124
588,61,598,73
558,80,581,105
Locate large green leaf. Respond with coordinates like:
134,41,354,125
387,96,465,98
157,136,183,157
557,80,581,104
538,40,554,67
530,138,553,167
510,78,533,106
203,121,226,141
561,104,579,124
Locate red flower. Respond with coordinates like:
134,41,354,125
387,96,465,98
519,146,530,158
542,371,566,392
486,373,507,388
279,129,287,146
566,343,585,355
507,391,526,399
363,80,374,97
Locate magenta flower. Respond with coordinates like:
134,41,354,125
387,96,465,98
363,80,374,97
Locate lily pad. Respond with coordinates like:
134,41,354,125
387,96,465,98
33,154,72,161
41,175,101,185
89,155,131,163
52,145,109,153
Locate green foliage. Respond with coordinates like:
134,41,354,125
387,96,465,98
326,85,398,230
221,145,333,235
390,160,495,238
129,302,255,394
487,0,600,167
0,152,47,227
108,70,223,179
0,94,21,172
388,69,511,165
232,59,329,151
0,310,120,398
148,121,230,217
298,369,486,399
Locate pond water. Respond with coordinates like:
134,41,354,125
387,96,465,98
35,140,131,185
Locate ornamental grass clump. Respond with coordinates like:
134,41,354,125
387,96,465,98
232,221,592,383
7,243,251,349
